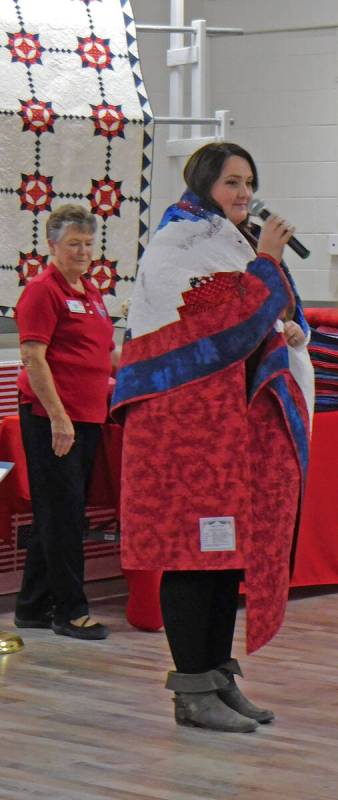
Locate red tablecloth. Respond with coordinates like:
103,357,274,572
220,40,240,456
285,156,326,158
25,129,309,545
0,415,122,544
291,410,338,586
305,307,338,328
0,416,31,542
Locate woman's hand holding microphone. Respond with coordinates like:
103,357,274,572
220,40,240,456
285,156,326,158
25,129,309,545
257,214,296,263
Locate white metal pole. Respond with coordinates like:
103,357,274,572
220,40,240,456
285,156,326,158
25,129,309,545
169,0,185,142
169,0,185,198
191,20,207,140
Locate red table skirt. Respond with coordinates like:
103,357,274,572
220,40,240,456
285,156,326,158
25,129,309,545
0,415,122,542
291,410,338,587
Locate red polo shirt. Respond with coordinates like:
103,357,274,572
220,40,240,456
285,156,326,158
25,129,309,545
16,263,114,423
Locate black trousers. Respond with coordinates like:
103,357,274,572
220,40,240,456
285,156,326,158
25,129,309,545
15,404,100,624
160,569,241,674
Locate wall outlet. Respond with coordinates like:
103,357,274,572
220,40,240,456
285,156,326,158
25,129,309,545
328,235,338,254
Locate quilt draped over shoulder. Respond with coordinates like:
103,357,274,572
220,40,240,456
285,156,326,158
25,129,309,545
111,192,314,653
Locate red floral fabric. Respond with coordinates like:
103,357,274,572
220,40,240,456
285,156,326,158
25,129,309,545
116,260,309,653
245,388,300,652
120,366,304,653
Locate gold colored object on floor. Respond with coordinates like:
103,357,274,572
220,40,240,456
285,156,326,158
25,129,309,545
0,631,24,654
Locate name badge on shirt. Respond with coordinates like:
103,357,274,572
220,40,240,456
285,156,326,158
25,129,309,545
199,517,236,552
66,299,86,313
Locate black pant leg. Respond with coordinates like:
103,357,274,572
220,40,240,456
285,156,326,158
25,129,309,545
15,517,52,620
16,408,57,621
160,570,215,673
160,569,241,674
16,405,100,623
206,569,241,669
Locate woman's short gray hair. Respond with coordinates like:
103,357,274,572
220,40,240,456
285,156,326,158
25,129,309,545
46,204,97,243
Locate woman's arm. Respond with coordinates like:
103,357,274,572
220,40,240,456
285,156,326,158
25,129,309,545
20,341,75,457
111,348,121,371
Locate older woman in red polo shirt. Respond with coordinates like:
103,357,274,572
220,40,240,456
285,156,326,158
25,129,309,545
14,204,116,640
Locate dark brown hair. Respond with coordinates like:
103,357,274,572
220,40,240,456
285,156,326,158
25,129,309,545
183,142,258,209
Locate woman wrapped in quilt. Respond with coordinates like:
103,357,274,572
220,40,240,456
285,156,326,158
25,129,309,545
111,142,314,733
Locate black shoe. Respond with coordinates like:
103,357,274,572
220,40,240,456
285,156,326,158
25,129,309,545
14,610,54,629
52,617,109,640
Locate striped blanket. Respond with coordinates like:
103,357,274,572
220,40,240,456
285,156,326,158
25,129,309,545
305,308,338,412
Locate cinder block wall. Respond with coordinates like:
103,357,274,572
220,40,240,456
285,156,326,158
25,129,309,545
133,0,338,303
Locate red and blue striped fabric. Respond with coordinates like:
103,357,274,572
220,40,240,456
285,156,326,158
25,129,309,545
305,308,338,412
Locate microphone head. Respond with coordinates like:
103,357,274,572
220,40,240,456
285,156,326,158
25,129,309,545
249,197,265,216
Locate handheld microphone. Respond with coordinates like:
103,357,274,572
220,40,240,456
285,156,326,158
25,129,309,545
249,198,310,260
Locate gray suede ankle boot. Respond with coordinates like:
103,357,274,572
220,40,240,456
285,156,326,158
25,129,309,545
217,659,275,724
165,669,258,733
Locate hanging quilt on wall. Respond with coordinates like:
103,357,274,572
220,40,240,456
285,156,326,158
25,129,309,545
0,0,153,324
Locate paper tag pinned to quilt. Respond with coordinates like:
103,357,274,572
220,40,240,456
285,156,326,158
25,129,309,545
199,517,236,551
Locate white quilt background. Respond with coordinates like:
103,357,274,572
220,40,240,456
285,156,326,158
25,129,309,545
0,0,153,322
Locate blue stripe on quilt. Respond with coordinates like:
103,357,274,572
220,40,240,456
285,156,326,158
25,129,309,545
112,258,291,406
249,341,289,402
270,374,309,482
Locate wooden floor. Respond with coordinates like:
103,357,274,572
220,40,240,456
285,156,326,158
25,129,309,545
0,585,338,800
